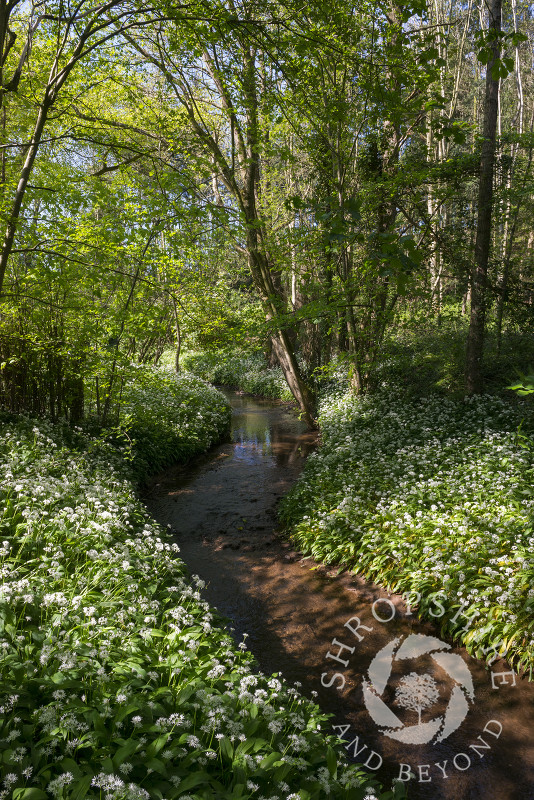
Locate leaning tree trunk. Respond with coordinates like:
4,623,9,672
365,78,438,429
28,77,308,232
270,329,316,427
466,0,501,394
240,44,317,429
247,240,317,429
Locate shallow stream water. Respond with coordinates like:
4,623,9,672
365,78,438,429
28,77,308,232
144,390,534,800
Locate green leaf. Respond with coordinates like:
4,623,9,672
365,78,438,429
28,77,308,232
145,757,167,776
70,775,93,800
326,745,337,777
146,733,170,758
258,752,282,770
174,770,210,792
13,791,48,800
113,738,139,766
218,735,233,760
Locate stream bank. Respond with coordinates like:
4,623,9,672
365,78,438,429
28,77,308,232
144,389,534,800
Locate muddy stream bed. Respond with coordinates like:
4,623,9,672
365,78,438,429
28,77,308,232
144,390,534,800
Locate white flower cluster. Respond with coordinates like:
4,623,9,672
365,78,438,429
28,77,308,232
183,350,294,400
284,389,534,668
120,364,232,454
0,387,399,800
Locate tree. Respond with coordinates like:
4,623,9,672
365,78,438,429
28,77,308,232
0,0,175,300
121,1,318,426
465,0,502,393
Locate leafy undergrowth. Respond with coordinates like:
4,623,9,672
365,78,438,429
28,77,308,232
0,378,403,799
376,314,534,397
281,389,534,675
181,350,293,402
116,366,231,480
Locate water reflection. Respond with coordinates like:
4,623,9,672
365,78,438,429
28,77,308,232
232,425,272,461
144,390,315,540
229,397,314,467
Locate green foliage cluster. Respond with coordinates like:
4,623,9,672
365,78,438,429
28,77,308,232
280,389,534,675
0,380,403,800
182,351,293,401
0,0,533,421
115,365,231,479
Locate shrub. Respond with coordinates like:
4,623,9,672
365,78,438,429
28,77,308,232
116,365,231,479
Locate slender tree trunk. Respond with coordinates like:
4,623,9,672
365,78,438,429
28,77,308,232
241,46,316,428
0,95,52,296
70,371,85,423
247,241,317,428
466,0,501,394
495,0,526,355
172,297,181,372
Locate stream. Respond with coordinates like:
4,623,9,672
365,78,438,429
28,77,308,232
144,389,534,800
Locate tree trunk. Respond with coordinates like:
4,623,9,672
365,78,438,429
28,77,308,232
466,0,501,393
270,328,316,428
172,297,181,372
240,44,316,428
495,0,527,356
0,95,52,297
248,244,317,428
69,374,84,423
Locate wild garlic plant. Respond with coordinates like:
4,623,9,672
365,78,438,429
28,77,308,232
0,370,402,800
118,366,232,478
181,351,293,401
281,390,534,675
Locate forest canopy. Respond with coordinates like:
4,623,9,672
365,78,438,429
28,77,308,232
0,0,532,425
